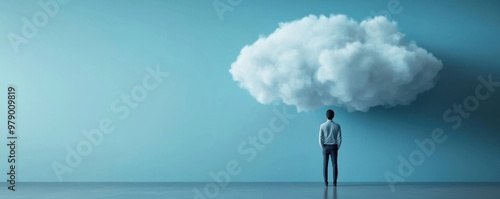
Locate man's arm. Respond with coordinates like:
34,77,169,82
337,126,342,149
319,127,324,148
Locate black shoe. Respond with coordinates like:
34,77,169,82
334,182,337,186
325,182,328,186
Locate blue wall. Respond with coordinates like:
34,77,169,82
0,0,499,183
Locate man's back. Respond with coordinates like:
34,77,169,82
319,120,342,148
319,109,342,186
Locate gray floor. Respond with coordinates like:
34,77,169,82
1,182,499,199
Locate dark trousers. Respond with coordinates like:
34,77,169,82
323,144,338,184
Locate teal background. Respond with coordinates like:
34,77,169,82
0,0,499,182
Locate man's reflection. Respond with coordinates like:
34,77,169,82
323,186,337,199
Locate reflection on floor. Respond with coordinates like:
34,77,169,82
1,182,499,199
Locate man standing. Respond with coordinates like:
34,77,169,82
319,109,342,186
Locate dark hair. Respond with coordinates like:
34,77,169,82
326,109,334,120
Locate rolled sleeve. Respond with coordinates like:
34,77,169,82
319,128,324,148
337,126,342,149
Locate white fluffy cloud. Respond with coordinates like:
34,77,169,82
230,14,443,112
